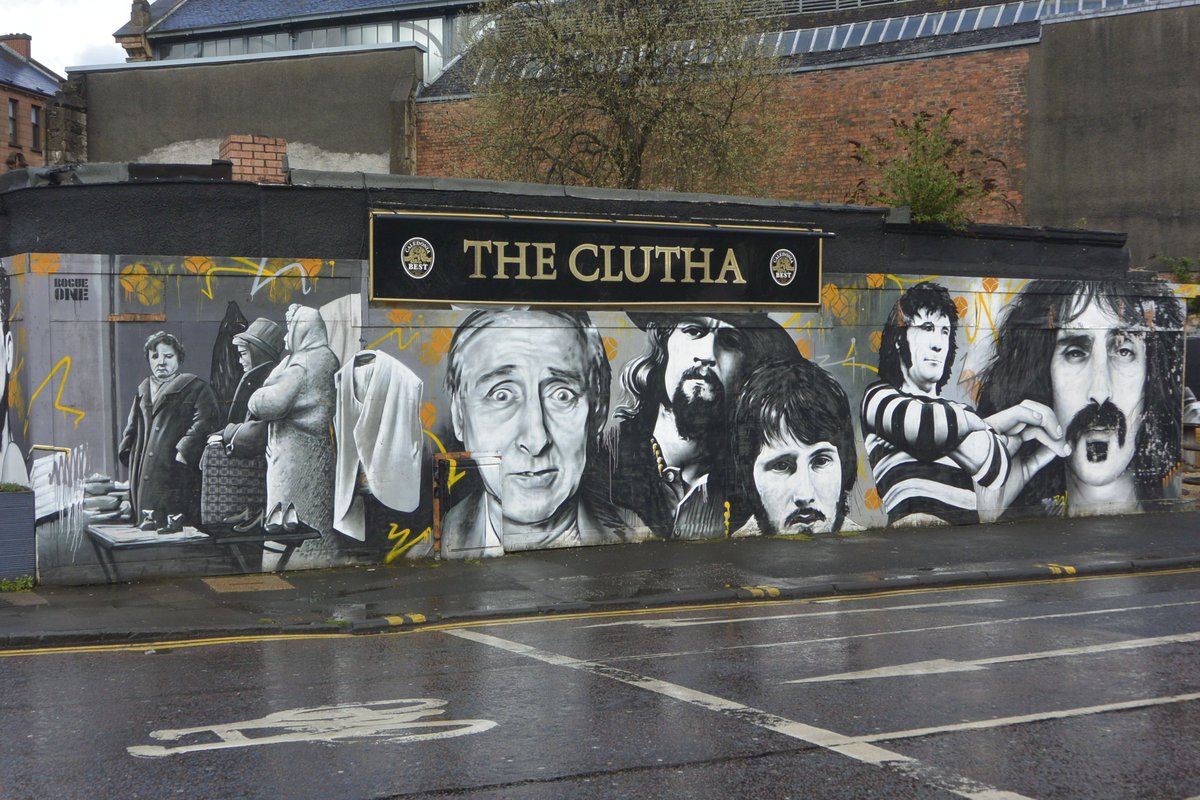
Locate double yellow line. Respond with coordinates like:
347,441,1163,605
3,566,1198,659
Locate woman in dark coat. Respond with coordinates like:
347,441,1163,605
220,318,286,456
119,332,219,528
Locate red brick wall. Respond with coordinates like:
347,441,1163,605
218,134,288,183
415,46,1028,224
2,86,52,170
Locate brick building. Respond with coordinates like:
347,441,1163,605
40,0,1200,266
0,34,62,171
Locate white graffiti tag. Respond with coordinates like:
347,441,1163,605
127,698,496,758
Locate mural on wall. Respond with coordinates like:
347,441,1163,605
120,331,220,533
442,310,638,558
976,279,1184,519
0,263,29,485
862,281,1015,528
732,356,859,536
4,251,1191,585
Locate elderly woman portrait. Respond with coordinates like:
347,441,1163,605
248,305,340,564
219,317,287,456
119,331,219,530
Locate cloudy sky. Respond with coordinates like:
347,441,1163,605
8,0,132,77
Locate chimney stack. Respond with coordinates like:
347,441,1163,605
130,0,152,31
219,135,290,184
0,34,32,60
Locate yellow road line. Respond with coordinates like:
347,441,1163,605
3,566,1199,659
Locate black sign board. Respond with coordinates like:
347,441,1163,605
370,211,828,307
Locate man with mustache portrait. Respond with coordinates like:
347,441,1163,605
978,278,1184,517
608,313,798,539
731,357,861,536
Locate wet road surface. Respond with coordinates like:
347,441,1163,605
3,569,1200,799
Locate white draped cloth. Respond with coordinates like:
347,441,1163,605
333,350,423,541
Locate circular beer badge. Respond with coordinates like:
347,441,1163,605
401,237,435,280
769,248,797,287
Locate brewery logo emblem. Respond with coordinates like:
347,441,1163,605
401,237,435,280
769,249,797,287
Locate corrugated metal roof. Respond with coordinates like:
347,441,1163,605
419,18,1039,100
115,0,469,37
0,45,61,97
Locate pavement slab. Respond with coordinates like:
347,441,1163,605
2,510,1199,648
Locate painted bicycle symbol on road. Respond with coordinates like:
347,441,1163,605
127,698,496,758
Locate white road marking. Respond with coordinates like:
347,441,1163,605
447,629,1033,800
787,630,1200,683
596,598,1200,664
578,598,1005,629
848,691,1200,744
127,698,496,758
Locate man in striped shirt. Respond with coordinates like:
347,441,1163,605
862,281,1041,527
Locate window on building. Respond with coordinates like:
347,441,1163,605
30,106,41,151
7,100,17,146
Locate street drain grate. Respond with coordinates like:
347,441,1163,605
202,575,294,593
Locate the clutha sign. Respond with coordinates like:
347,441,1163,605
370,210,828,307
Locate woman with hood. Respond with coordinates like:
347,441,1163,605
248,305,341,565
219,317,287,456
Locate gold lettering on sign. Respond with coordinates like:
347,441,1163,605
714,249,747,284
656,247,681,283
621,246,654,283
680,247,714,284
493,241,530,280
568,244,600,281
464,240,492,279
461,238,767,286
533,242,557,280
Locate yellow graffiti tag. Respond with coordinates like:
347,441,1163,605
423,431,469,492
367,327,420,351
423,429,448,454
445,458,467,491
812,337,879,374
24,356,86,433
780,313,815,332
368,309,423,352
197,258,326,301
386,525,431,564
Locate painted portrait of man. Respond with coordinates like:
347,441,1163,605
862,281,1019,527
441,309,636,557
732,357,859,536
607,312,799,539
978,278,1184,517
0,263,29,485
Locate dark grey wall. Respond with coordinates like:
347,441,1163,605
1025,6,1200,268
80,47,422,170
0,178,1129,280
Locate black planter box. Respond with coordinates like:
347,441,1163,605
0,490,35,580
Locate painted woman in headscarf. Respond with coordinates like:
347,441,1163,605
219,317,287,456
248,304,340,564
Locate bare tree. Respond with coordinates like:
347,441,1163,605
461,0,789,194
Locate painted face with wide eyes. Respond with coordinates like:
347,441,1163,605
752,429,843,535
901,310,951,395
1051,295,1146,489
452,313,592,527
